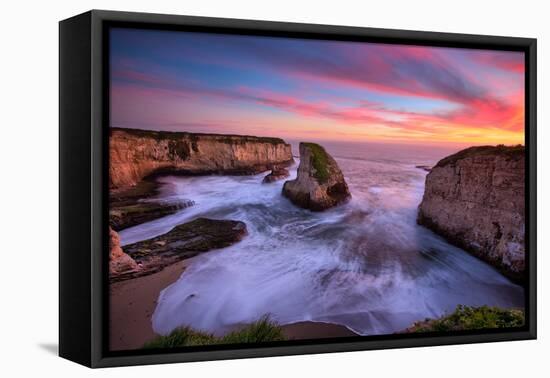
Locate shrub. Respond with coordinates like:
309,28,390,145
220,316,286,344
143,327,216,349
408,305,525,333
303,143,330,183
143,316,285,349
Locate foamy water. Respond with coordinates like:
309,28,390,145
119,141,524,336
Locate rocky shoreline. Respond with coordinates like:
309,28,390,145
108,128,526,348
109,218,248,283
109,179,190,231
108,134,360,347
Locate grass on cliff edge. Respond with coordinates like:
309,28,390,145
112,127,286,145
435,144,524,168
407,305,525,333
143,316,285,349
303,142,330,183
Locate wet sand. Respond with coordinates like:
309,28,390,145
109,259,193,351
282,321,358,339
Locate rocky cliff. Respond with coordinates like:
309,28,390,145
111,218,247,282
110,227,139,276
283,143,351,211
110,128,294,190
417,145,525,281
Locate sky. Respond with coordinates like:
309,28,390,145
110,28,525,147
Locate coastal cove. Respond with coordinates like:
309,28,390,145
110,135,525,350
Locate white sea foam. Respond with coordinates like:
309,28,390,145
119,144,524,336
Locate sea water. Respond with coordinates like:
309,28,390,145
119,141,524,336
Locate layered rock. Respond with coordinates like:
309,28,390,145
417,145,525,281
283,143,351,211
262,167,290,183
110,200,194,231
109,179,194,231
111,218,247,282
109,227,138,275
110,128,294,190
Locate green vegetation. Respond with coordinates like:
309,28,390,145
143,316,285,349
407,305,525,333
435,144,525,168
303,142,330,183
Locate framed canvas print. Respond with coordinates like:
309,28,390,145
59,10,537,368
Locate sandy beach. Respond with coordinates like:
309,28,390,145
109,259,193,351
110,257,357,351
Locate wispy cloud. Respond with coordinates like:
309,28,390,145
110,29,525,146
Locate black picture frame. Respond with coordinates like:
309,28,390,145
59,9,537,368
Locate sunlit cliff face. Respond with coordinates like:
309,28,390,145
110,28,525,147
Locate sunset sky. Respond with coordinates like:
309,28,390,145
110,28,525,146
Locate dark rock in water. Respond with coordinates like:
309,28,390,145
262,167,290,183
111,218,247,282
125,218,247,256
109,178,161,206
282,142,351,211
109,179,194,231
417,145,525,282
110,200,194,231
415,165,432,172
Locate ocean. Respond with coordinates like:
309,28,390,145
118,140,524,336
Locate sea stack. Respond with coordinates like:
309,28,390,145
283,142,351,211
417,145,525,281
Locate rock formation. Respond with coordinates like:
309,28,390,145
262,166,290,183
283,142,351,211
417,145,525,281
109,179,195,231
415,165,432,172
109,227,138,276
110,128,294,190
111,218,247,282
110,200,193,231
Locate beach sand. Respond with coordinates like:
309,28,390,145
109,259,193,351
282,321,357,339
109,258,358,351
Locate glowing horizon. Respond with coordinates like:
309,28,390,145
110,28,525,147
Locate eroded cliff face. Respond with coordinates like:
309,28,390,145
110,128,294,190
283,143,351,211
109,227,138,276
417,146,525,281
110,218,247,282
